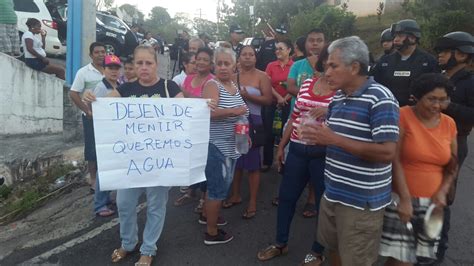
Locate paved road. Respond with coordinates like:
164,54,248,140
1,135,474,265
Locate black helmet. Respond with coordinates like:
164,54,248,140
391,19,421,38
380,28,393,42
434,31,474,54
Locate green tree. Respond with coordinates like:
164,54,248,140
118,4,145,25
147,6,172,27
403,0,474,49
193,18,217,39
289,5,356,41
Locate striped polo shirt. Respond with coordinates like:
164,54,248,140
324,77,399,211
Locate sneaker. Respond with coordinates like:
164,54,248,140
198,215,228,226
204,229,234,245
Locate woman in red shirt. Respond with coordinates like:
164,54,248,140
262,39,294,170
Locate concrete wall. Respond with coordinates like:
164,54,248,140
0,53,64,135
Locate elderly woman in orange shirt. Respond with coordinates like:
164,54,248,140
379,73,458,265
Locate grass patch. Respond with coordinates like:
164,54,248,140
0,163,79,221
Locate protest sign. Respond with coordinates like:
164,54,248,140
92,98,210,190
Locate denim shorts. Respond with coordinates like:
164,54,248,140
82,115,97,161
205,143,237,200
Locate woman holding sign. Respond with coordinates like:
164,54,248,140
84,45,183,266
200,47,249,245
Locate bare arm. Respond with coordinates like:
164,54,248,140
69,91,91,115
390,128,413,222
202,81,246,119
299,124,397,163
241,73,272,106
286,78,299,97
432,137,458,207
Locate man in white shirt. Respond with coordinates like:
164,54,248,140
69,42,105,192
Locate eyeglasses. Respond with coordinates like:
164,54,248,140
424,96,451,106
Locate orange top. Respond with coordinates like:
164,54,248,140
399,106,457,198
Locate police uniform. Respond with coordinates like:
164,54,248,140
370,48,439,106
256,39,277,71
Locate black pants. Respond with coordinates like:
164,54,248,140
261,104,290,166
437,135,468,262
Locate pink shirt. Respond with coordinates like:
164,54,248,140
182,73,214,97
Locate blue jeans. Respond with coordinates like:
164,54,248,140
205,143,237,200
117,186,169,256
94,173,112,213
276,141,326,253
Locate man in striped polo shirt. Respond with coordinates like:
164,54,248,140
299,36,399,265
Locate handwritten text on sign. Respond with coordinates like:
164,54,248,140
92,98,210,190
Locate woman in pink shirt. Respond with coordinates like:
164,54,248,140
182,47,215,98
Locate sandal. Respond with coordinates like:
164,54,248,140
134,255,153,266
257,244,288,261
111,247,135,263
302,203,317,218
242,210,256,219
96,208,115,217
173,193,196,206
222,200,242,209
300,253,325,266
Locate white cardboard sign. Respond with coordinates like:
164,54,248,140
92,98,210,190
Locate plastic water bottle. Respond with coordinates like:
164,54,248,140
235,116,250,154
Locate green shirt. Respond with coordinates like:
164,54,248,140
288,58,315,111
0,0,17,24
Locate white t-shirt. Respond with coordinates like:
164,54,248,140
172,71,187,88
21,31,47,58
70,63,103,94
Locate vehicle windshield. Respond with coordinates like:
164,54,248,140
97,13,129,31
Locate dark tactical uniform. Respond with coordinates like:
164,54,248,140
371,48,439,106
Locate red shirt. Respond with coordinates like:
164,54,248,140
265,59,294,98
290,78,335,144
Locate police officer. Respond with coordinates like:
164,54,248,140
371,19,438,106
379,28,394,59
434,31,474,264
256,24,288,71
229,25,245,55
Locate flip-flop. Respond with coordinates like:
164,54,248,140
96,208,115,217
134,255,153,266
173,193,196,206
222,200,242,209
242,210,256,219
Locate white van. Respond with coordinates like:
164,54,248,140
13,0,66,56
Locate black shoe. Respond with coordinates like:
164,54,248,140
204,229,234,245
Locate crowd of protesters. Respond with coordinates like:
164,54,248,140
56,16,474,266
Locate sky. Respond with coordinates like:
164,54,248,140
113,0,230,22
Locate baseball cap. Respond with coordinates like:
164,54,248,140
275,25,288,35
103,55,122,68
229,25,244,34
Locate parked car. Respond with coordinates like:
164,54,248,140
243,37,265,52
13,0,66,56
96,11,142,56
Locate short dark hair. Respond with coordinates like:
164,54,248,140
315,44,330,72
307,28,325,38
26,18,41,28
411,73,453,100
182,52,196,64
196,47,214,60
238,45,256,58
295,36,306,54
124,55,134,65
89,42,105,54
277,39,294,56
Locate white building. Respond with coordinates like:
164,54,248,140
326,0,405,17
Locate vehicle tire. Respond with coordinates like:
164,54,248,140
102,40,120,56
